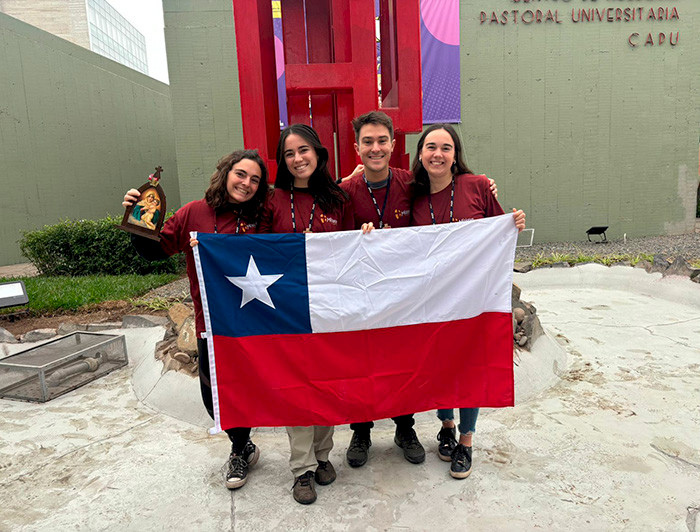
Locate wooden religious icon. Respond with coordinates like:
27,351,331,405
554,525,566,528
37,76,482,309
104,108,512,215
117,166,167,241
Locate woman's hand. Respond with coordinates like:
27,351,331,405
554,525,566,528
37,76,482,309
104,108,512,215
189,237,199,248
512,208,526,232
361,222,375,234
488,178,498,199
122,188,141,207
342,164,364,182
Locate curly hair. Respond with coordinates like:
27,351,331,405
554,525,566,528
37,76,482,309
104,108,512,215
410,124,473,197
274,124,348,214
204,149,269,219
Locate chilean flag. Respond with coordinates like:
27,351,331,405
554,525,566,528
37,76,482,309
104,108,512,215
193,214,517,432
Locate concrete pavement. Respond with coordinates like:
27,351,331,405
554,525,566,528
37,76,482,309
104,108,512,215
1,264,699,531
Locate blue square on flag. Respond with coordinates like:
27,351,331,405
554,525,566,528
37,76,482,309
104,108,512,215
196,233,311,337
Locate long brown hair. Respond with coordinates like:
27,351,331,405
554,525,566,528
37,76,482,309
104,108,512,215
274,124,348,213
205,150,269,219
410,124,473,197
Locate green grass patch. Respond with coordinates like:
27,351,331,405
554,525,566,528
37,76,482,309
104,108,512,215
129,296,179,311
0,273,181,315
528,252,655,269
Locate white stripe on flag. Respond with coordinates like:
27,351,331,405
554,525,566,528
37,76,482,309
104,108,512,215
305,214,517,333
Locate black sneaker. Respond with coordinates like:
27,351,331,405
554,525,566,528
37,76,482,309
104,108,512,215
394,428,425,464
346,432,371,468
437,427,457,462
450,444,472,479
292,470,317,504
242,440,259,468
225,453,249,489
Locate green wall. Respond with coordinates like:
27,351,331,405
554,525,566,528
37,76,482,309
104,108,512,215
163,0,243,204
164,0,700,242
453,1,700,241
0,13,178,266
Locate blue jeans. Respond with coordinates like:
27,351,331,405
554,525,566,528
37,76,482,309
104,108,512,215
437,408,479,436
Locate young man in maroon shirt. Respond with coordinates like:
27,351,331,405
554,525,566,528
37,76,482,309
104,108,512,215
339,111,423,467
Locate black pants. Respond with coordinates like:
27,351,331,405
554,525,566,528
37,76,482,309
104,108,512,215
197,338,251,454
350,414,415,435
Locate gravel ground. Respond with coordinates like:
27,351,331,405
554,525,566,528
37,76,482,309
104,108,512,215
516,232,700,263
141,277,190,300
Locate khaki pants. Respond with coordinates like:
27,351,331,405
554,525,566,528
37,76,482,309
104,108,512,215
286,426,334,478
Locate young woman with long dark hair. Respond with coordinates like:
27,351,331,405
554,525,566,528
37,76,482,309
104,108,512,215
410,124,525,480
260,124,352,505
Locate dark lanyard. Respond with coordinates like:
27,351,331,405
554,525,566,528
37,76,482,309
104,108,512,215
290,189,316,233
214,213,241,234
428,178,455,225
362,171,391,228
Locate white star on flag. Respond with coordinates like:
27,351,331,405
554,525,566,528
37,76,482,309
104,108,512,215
226,256,283,309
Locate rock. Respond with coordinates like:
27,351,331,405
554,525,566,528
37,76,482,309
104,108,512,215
691,269,700,281
86,322,122,331
512,283,521,302
168,303,193,331
172,352,192,364
636,259,653,271
155,339,171,352
121,314,170,328
161,356,182,374
512,316,517,335
650,255,670,274
550,262,570,268
514,332,523,341
163,326,177,340
513,307,526,324
513,262,532,273
663,257,693,278
523,301,537,314
23,328,57,342
520,315,544,348
177,316,197,353
57,322,86,335
0,327,18,344
518,335,528,347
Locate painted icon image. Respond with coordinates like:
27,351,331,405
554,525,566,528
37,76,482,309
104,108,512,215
128,187,162,230
117,165,166,241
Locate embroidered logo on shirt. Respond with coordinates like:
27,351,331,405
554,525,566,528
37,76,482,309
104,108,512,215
319,214,338,225
394,209,410,220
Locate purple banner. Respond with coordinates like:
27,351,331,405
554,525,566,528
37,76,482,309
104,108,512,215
421,0,461,123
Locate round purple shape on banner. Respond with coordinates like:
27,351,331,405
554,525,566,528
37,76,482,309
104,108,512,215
420,0,459,46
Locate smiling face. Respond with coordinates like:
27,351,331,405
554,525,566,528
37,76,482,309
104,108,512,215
354,123,395,178
283,133,318,187
226,158,262,203
419,128,455,181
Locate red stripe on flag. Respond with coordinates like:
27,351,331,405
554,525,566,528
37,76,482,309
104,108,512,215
212,312,514,429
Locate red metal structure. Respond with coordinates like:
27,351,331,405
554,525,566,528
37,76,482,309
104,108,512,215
232,0,422,180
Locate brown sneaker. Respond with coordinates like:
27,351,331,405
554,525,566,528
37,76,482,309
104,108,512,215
315,460,336,486
292,471,317,504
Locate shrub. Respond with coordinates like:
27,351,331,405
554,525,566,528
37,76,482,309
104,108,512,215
19,215,184,276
